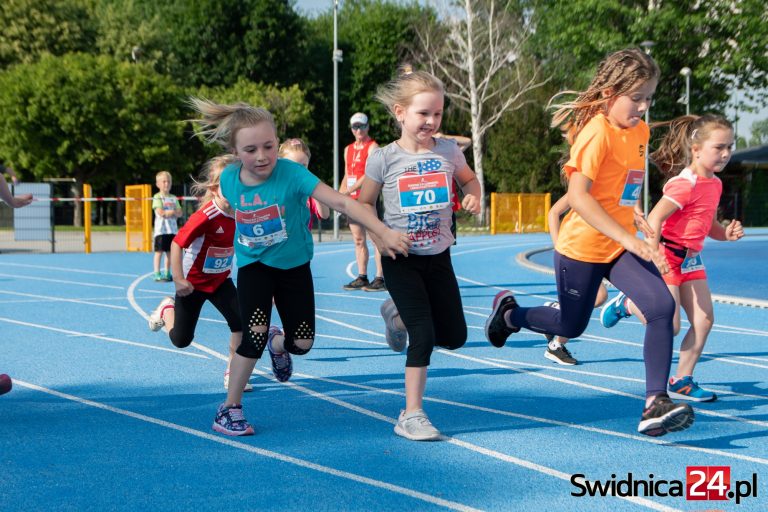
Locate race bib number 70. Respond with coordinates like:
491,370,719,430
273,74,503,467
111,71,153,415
398,172,451,214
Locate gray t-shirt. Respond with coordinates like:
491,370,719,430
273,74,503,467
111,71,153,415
365,138,466,255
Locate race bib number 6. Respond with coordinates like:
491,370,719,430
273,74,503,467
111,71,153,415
236,205,287,248
398,172,451,214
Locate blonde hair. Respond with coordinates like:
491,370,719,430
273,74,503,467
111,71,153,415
189,97,276,150
155,170,172,183
191,154,237,206
278,138,311,162
550,48,660,145
375,70,444,123
650,114,733,178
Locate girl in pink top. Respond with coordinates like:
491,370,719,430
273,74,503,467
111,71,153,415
602,114,743,402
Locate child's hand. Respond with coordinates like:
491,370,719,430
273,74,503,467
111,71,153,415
621,236,655,263
725,219,744,241
461,194,480,215
377,228,411,259
10,194,33,208
651,245,669,275
174,278,194,297
633,210,654,238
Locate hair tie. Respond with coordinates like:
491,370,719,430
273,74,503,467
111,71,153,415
691,128,698,140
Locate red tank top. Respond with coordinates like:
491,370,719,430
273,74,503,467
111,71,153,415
344,139,376,199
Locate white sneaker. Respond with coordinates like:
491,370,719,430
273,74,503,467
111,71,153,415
380,298,407,352
148,297,175,331
224,371,253,392
394,409,441,441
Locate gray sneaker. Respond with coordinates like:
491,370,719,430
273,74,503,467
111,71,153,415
380,298,407,352
394,409,441,441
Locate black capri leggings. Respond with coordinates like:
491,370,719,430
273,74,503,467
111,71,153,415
381,248,467,367
235,261,315,360
169,278,241,348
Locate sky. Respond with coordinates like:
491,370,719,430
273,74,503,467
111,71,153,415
293,0,766,144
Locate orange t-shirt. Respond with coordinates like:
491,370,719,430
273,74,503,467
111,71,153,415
555,113,649,263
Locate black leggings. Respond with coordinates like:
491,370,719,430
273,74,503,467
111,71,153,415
235,261,315,360
169,278,241,348
509,250,675,397
382,248,467,367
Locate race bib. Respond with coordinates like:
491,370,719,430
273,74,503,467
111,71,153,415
235,205,287,248
398,172,451,213
680,249,705,274
202,246,234,274
619,169,645,206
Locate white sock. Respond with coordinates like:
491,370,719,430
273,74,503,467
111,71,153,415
548,340,562,351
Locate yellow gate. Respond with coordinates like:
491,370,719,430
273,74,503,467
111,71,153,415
490,192,551,234
125,184,152,252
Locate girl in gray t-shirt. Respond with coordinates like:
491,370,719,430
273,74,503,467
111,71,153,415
359,70,481,441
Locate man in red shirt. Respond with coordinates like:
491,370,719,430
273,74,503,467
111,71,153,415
340,112,385,291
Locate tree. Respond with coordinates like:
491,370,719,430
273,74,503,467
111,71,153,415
414,0,549,223
0,0,96,68
749,118,768,147
196,79,315,143
0,54,189,224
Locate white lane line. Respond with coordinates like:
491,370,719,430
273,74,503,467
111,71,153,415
316,308,380,319
579,333,768,369
0,317,207,359
317,314,768,434
13,379,481,512
0,290,128,310
289,370,767,467
451,242,539,257
190,339,678,510
316,292,387,302
0,272,124,290
440,350,768,430
483,357,768,401
0,262,137,277
455,275,554,301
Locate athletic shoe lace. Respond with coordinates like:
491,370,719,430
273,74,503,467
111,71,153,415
227,407,245,423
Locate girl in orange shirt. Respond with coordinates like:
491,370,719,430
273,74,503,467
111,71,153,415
485,48,695,437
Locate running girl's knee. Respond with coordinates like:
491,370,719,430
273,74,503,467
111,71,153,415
168,329,193,349
236,309,269,358
640,290,676,323
285,321,315,355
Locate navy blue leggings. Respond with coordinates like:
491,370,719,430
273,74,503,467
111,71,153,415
510,250,675,397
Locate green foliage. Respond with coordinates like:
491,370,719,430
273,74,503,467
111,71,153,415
195,79,314,142
749,119,768,147
0,54,188,186
0,0,96,68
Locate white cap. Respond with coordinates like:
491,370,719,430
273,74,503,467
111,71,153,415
349,112,369,126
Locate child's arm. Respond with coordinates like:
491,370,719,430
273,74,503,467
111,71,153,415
644,198,679,249
454,165,481,215
314,180,410,258
708,218,744,241
548,195,571,246
568,172,663,268
312,198,330,219
0,174,32,208
633,198,654,238
170,241,194,296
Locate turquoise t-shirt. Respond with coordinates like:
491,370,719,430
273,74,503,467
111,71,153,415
220,158,321,270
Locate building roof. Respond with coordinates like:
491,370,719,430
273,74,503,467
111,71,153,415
730,144,768,166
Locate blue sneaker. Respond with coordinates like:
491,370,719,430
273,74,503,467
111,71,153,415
267,326,293,382
212,404,254,436
600,292,631,328
668,376,717,402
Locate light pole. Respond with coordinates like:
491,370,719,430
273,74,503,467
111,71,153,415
332,0,343,240
639,41,654,217
679,67,691,116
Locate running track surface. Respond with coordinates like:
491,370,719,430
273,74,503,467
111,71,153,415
2,231,767,511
